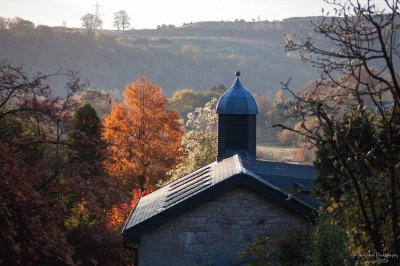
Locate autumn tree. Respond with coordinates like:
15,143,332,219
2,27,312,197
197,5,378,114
81,13,103,31
277,0,400,259
113,10,130,31
103,77,183,192
0,61,86,190
0,143,75,265
169,98,218,180
64,101,107,248
0,61,134,265
0,61,86,265
63,102,125,265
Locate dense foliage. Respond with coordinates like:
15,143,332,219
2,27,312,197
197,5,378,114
0,62,186,265
66,103,105,178
310,219,347,266
0,61,84,264
169,84,225,124
168,98,218,180
277,0,400,261
241,227,311,266
6,1,400,263
103,76,183,192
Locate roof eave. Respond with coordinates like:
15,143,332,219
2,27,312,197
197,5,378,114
122,173,244,244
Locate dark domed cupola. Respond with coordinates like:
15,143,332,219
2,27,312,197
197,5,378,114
216,71,258,161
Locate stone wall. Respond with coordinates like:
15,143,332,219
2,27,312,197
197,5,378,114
139,186,308,266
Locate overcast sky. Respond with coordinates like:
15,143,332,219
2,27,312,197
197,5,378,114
0,0,388,29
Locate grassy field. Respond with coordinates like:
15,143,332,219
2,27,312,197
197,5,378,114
257,144,298,162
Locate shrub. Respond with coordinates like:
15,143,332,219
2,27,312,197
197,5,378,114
311,221,347,266
241,227,310,265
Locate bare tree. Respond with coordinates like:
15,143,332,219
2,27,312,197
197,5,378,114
113,10,130,31
0,16,9,30
81,13,103,31
276,0,400,259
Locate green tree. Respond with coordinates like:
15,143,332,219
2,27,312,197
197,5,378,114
169,84,225,124
64,103,126,266
169,98,218,180
313,110,400,254
66,103,105,178
311,217,347,266
241,227,310,266
276,0,400,259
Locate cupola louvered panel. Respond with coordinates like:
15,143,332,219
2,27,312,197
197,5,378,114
224,116,248,149
217,114,256,161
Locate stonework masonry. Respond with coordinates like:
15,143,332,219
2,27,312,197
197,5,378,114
139,186,308,266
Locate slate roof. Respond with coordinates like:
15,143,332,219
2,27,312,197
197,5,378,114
122,154,318,247
216,72,258,115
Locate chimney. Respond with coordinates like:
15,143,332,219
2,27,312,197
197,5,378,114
216,71,258,161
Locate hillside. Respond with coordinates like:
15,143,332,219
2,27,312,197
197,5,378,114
0,18,322,96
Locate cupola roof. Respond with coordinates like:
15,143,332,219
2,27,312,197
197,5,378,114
216,71,258,114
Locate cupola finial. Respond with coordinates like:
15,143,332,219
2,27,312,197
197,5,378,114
235,70,240,77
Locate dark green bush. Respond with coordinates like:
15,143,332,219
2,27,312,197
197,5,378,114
311,221,347,266
241,227,310,266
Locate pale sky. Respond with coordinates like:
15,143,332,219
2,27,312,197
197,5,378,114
0,0,388,29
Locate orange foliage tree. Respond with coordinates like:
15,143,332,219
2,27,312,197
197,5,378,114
103,77,183,192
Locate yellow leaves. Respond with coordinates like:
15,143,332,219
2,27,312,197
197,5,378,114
326,198,340,213
64,198,97,229
326,206,334,213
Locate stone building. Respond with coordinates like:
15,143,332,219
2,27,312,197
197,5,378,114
122,72,318,265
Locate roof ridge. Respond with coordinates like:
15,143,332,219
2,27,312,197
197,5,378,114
233,154,244,174
238,158,319,211
234,155,279,190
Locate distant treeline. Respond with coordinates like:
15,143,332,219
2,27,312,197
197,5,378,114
0,16,321,96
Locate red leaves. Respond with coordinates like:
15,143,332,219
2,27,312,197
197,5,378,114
0,143,75,265
0,63,174,265
0,62,87,265
106,188,155,230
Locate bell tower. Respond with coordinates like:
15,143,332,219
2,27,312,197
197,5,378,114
216,71,258,161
